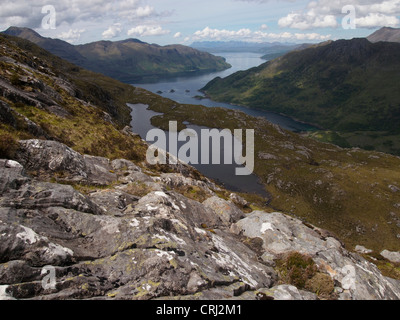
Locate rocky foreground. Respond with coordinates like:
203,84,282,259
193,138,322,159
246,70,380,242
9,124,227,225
1,139,400,300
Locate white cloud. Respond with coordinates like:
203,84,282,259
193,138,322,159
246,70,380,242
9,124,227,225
135,5,155,18
102,23,122,39
356,12,400,27
127,25,170,37
192,26,331,42
0,0,162,29
279,12,338,29
57,28,86,43
278,0,400,29
193,27,253,41
174,32,182,38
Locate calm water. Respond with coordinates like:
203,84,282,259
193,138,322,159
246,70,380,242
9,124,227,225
129,103,268,197
129,52,315,196
133,52,315,132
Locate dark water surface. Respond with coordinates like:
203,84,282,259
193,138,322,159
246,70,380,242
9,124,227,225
133,52,315,132
129,103,268,197
129,52,316,196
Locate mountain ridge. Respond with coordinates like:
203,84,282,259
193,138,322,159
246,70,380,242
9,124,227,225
2,27,231,83
202,37,400,154
367,27,400,43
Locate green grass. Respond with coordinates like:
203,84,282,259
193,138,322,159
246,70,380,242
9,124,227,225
202,39,400,155
125,88,400,276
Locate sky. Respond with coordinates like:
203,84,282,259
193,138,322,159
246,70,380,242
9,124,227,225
1,0,400,45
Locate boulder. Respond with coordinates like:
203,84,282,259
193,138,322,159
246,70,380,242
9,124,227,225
203,196,245,226
233,211,400,300
0,159,27,194
0,161,276,300
355,245,373,254
15,139,88,182
381,250,400,264
83,155,117,186
0,145,399,300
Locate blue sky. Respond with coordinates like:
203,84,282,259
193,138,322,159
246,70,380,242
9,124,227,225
1,0,400,45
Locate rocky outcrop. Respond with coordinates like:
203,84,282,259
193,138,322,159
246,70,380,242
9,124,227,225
381,250,400,264
0,140,399,300
232,211,400,300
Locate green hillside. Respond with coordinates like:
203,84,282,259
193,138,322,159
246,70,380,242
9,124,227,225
3,27,231,83
202,38,400,154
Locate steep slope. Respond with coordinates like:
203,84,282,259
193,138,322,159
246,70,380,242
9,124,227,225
2,27,231,83
76,39,231,82
0,33,400,300
202,38,400,154
2,27,86,66
368,27,400,43
130,89,400,266
0,33,156,163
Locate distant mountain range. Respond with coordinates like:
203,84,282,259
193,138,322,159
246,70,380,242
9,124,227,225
367,27,400,43
2,27,231,83
191,40,307,60
202,28,400,154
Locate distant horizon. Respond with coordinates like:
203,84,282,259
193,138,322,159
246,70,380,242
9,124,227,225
1,1,400,46
3,25,393,48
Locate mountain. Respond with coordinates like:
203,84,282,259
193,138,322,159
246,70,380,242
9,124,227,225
191,40,298,52
2,27,231,83
191,40,305,60
367,27,400,43
1,32,400,300
202,38,400,154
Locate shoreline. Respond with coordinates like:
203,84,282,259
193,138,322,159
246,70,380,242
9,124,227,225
199,90,324,132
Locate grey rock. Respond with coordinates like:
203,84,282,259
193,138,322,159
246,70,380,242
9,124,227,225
156,173,217,195
0,159,27,194
83,155,117,186
15,139,88,182
233,211,400,300
389,185,400,193
229,193,248,207
355,245,373,254
88,189,139,216
15,140,125,186
381,250,400,263
0,161,276,300
111,159,141,172
0,221,73,267
0,139,399,300
262,285,318,300
203,196,245,226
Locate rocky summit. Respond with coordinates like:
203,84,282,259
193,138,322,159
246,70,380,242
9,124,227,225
0,139,399,300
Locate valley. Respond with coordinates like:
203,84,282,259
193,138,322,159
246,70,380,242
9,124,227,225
202,33,400,155
2,27,231,83
0,25,400,301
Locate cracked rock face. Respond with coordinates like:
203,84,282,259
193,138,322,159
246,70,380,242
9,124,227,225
232,211,400,300
0,140,400,300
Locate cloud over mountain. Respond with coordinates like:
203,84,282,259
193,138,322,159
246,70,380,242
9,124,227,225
278,0,400,30
192,26,331,42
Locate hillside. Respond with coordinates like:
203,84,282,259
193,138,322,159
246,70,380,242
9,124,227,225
368,27,400,43
0,33,400,300
191,40,306,61
202,38,400,154
2,27,231,83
